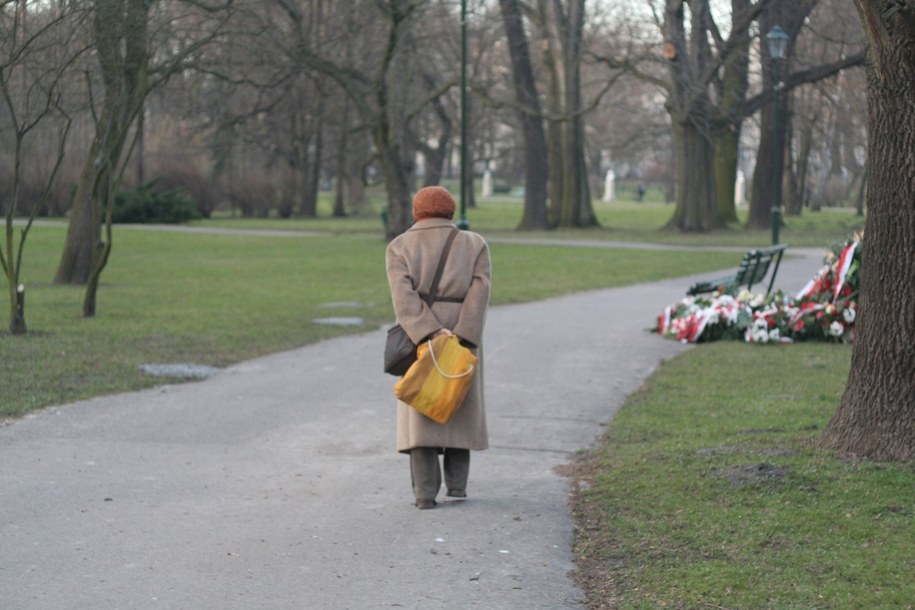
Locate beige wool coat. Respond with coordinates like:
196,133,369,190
385,218,491,453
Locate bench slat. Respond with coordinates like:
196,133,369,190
687,244,786,297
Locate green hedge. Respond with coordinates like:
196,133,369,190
112,182,201,224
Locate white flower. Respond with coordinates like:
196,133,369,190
769,328,780,341
829,321,845,337
750,295,766,308
843,307,856,324
737,289,754,303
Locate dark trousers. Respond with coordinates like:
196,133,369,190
410,447,470,501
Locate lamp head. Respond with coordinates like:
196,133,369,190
766,25,789,60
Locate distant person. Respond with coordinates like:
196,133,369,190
385,186,492,509
637,182,647,202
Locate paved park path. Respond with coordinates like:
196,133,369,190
0,235,824,609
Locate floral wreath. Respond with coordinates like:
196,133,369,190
656,233,861,344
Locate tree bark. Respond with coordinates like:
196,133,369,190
712,0,752,223
663,0,725,231
713,128,740,222
54,0,150,289
277,0,427,239
54,135,105,285
540,0,595,228
667,118,721,231
333,97,351,218
792,110,815,214
300,103,323,218
819,0,915,461
499,0,549,231
417,73,452,188
747,0,815,230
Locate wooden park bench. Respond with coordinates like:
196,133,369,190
686,244,787,296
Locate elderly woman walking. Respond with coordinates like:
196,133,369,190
385,186,492,509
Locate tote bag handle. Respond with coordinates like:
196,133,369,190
426,339,475,379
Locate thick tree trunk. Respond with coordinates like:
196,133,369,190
376,110,414,239
713,0,752,223
333,99,351,218
713,129,740,222
539,0,595,228
54,0,148,289
279,107,301,219
299,96,324,218
783,116,802,216
662,0,725,232
421,127,450,188
819,1,915,461
748,68,790,229
499,0,549,230
343,127,370,216
666,118,724,231
54,140,103,284
792,114,814,214
748,0,815,230
419,86,452,188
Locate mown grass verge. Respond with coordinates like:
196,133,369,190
571,341,915,609
197,198,865,248
1,223,738,418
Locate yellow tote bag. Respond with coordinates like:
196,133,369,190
394,335,478,424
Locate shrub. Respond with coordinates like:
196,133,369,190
112,181,202,224
149,165,221,218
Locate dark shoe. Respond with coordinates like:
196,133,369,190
415,499,436,509
447,489,466,499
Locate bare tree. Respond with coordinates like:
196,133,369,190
623,1,864,232
712,0,752,223
746,0,817,231
1,1,84,333
786,0,867,215
746,0,865,230
538,0,596,227
53,0,233,318
498,0,549,229
655,0,770,231
53,0,153,317
819,0,915,461
266,0,456,238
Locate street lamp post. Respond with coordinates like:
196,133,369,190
767,25,789,246
457,0,470,230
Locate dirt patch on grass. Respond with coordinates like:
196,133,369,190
712,462,790,488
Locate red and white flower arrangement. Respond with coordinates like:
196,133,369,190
655,234,861,345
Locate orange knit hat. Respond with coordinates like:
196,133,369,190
412,186,456,221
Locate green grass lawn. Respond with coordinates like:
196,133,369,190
1,220,737,418
572,342,914,609
196,196,865,248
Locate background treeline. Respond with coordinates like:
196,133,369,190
1,0,865,232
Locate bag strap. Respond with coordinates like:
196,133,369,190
426,339,475,379
422,228,459,306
